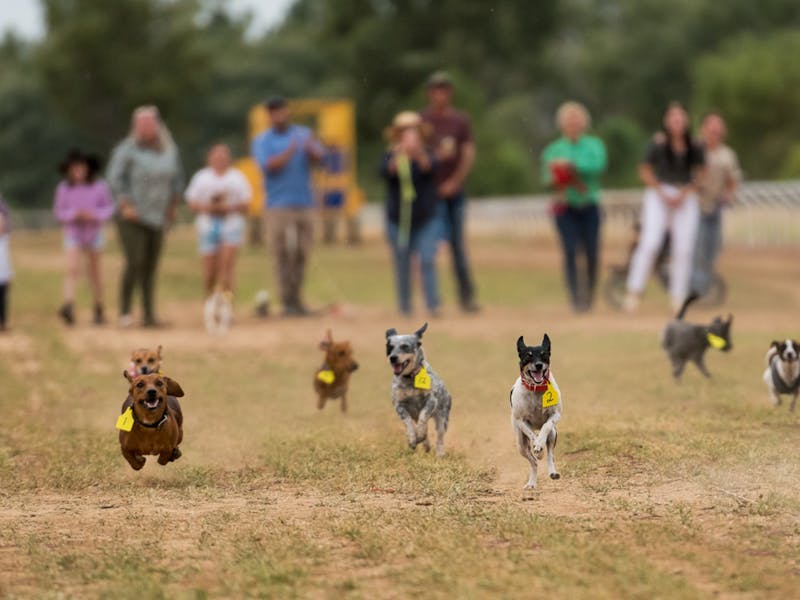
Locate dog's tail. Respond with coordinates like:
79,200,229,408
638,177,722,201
675,292,700,320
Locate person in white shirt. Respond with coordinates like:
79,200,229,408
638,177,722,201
185,144,252,299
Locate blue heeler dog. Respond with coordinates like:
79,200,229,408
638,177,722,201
385,323,451,456
509,334,562,489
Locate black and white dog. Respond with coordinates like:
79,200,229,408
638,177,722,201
763,339,800,411
386,323,452,456
509,334,562,489
662,293,733,380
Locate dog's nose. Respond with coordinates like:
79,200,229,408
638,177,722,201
389,356,398,365
147,388,157,398
141,367,149,374
534,362,544,371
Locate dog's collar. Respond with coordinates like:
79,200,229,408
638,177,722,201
520,369,549,392
132,405,169,429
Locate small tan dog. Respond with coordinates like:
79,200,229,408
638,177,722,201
128,346,163,376
313,330,359,413
118,371,185,470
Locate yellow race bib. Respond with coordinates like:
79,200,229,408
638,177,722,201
116,407,134,432
706,333,726,350
317,370,336,384
542,382,559,408
414,367,432,390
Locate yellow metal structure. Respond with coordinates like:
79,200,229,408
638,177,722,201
248,99,365,222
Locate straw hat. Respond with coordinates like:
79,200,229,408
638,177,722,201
384,111,432,144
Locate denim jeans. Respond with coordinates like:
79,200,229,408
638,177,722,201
386,218,440,314
436,193,476,305
554,204,601,309
690,208,722,295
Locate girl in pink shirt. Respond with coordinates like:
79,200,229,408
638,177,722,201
53,149,114,325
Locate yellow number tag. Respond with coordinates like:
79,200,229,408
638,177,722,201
707,333,726,350
414,367,432,390
542,382,559,408
317,370,336,384
116,407,134,432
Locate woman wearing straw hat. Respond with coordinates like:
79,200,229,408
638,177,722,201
381,111,441,316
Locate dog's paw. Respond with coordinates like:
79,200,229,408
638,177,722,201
550,472,561,480
532,445,544,460
407,439,418,451
171,447,182,462
523,481,537,490
422,438,431,453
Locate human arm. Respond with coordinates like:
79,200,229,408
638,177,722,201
439,140,474,198
53,184,79,223
107,142,139,221
166,151,185,224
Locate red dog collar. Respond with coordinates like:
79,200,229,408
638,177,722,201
520,369,549,393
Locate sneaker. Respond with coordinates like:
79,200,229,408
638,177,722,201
58,303,75,326
622,292,640,313
460,300,481,313
118,314,134,329
93,303,106,325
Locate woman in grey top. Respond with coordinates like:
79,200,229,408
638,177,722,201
107,106,183,327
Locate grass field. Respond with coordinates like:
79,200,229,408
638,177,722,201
1,224,799,599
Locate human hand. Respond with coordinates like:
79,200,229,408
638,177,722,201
120,202,139,221
438,178,459,198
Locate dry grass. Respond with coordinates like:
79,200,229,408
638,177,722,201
1,225,799,598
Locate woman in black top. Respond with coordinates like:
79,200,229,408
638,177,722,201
625,102,705,312
381,111,440,316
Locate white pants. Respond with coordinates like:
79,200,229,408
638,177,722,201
626,185,700,307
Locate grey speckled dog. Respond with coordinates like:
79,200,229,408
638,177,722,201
386,322,451,456
662,293,733,380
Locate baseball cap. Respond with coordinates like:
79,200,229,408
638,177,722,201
265,96,287,111
426,71,454,88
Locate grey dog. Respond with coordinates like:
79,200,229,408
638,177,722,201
662,292,733,380
385,323,452,456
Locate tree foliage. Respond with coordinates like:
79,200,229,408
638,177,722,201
0,0,798,206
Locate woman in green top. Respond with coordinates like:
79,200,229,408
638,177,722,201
107,106,184,328
541,101,607,312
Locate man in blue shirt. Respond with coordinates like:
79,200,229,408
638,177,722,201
251,96,323,316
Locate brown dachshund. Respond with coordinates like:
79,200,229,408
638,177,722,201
128,345,163,376
118,371,185,470
314,329,359,413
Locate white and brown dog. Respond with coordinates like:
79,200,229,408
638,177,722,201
763,339,800,411
509,334,562,489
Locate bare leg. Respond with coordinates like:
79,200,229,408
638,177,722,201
219,244,238,293
203,252,219,296
63,247,80,303
86,250,103,305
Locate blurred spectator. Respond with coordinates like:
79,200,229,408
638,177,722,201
107,105,184,328
185,143,251,300
421,72,479,312
691,113,741,296
541,101,607,312
251,96,323,317
624,102,705,312
0,194,12,332
381,111,440,316
53,149,114,326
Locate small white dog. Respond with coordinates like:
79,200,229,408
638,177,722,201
204,289,233,335
763,339,800,411
509,334,562,489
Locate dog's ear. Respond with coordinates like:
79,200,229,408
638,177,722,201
320,329,332,351
771,340,781,350
164,377,184,398
542,333,551,352
157,345,163,361
385,328,397,339
516,336,527,356
123,370,133,383
726,314,733,325
415,322,428,339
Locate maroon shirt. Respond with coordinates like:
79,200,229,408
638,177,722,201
420,107,473,191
